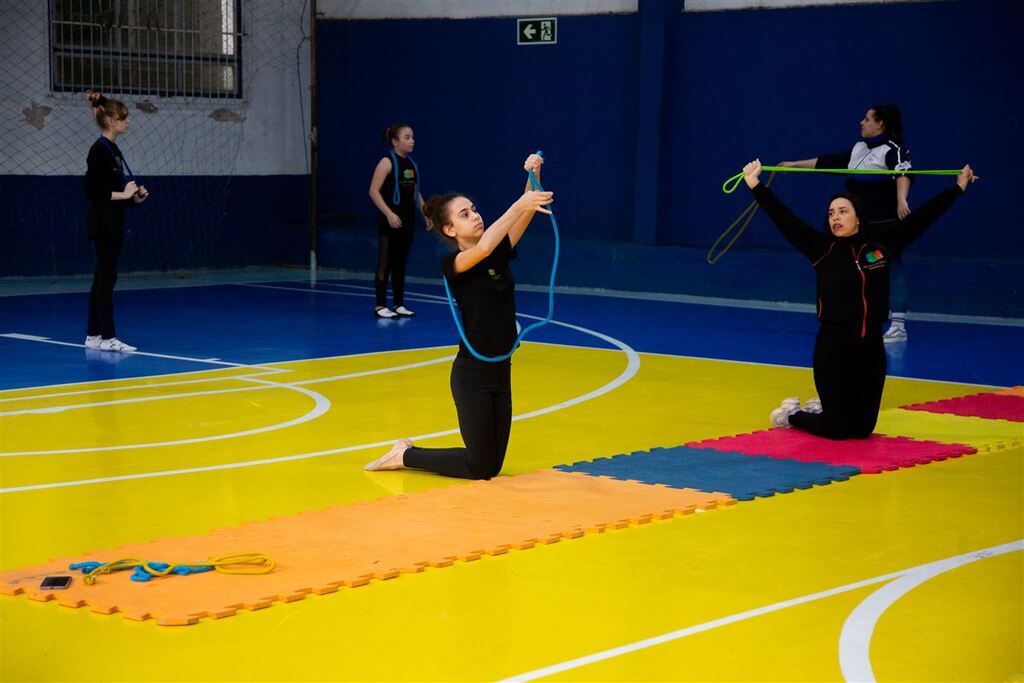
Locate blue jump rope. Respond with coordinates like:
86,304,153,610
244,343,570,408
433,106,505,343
442,151,559,363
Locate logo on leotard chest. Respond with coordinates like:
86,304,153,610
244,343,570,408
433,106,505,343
861,248,888,271
487,268,499,279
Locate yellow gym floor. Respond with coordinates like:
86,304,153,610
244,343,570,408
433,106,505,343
2,338,1021,681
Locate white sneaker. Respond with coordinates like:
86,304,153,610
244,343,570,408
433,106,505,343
375,307,398,319
363,439,412,471
84,335,102,349
883,323,907,343
394,306,416,317
804,397,822,414
770,397,801,428
99,337,137,353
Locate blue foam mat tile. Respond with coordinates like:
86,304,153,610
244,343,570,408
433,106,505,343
556,445,861,501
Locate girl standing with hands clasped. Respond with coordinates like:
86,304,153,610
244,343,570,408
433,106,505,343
364,153,552,478
83,90,148,353
742,157,975,440
368,123,423,319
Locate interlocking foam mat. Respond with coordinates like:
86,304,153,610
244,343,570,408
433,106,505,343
0,470,733,625
685,430,975,474
875,408,1022,452
901,391,1024,422
556,446,859,500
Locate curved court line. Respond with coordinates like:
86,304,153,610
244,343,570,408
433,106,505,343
2,382,298,419
1,319,638,492
512,314,640,420
0,382,332,457
0,342,456,401
498,540,1024,683
838,540,1023,682
0,369,286,404
0,354,454,422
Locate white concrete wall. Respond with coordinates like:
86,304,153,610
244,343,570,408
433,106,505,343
318,0,636,20
684,0,931,10
0,1,310,176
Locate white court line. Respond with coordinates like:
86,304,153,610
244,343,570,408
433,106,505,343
308,279,1024,327
636,349,1010,390
0,354,454,420
285,284,1011,390
0,369,285,403
499,540,1024,682
838,539,1023,682
0,314,638,492
0,333,282,370
0,342,458,398
2,381,331,457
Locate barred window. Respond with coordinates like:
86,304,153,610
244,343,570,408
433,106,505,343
49,0,242,99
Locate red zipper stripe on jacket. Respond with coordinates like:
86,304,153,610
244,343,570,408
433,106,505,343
852,244,867,338
812,242,836,268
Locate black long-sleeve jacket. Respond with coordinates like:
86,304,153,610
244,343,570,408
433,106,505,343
83,138,136,240
751,183,963,339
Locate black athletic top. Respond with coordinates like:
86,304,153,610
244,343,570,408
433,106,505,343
442,235,518,366
751,183,962,339
816,134,912,223
83,138,135,240
377,153,418,232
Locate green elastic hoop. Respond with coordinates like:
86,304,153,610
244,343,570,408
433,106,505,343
722,166,962,194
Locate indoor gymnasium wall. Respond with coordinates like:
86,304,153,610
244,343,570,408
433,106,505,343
314,0,1021,315
0,2,311,277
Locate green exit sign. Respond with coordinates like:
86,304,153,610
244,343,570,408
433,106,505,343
517,17,557,45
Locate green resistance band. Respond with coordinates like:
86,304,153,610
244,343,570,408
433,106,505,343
722,166,962,194
707,170,778,265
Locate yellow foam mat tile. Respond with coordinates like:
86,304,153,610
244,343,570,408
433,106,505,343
877,407,1023,452
0,470,733,626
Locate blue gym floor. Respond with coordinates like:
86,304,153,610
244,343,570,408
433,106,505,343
1,273,1020,391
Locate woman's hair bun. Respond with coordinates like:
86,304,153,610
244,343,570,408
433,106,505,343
86,90,106,107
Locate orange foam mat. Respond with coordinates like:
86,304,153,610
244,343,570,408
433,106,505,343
0,470,733,625
995,385,1024,397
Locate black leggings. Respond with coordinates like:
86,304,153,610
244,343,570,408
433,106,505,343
87,235,122,339
375,224,413,308
789,329,887,440
403,360,512,480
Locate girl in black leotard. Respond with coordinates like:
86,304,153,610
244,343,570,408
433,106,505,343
367,123,423,319
364,153,552,478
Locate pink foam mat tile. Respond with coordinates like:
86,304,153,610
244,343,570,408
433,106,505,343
685,429,976,474
901,392,1024,422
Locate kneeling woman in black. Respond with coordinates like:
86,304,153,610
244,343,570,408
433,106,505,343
742,158,975,440
364,153,553,478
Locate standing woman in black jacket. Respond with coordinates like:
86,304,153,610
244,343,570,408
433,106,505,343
742,158,975,440
83,90,148,353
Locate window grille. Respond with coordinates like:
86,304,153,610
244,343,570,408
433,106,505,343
49,0,242,99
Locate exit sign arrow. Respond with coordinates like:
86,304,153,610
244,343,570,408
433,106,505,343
517,17,557,45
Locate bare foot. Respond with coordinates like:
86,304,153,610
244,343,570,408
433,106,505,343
364,440,412,471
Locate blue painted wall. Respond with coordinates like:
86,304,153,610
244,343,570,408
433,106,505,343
0,175,308,276
666,0,1023,257
5,0,1021,318
314,14,640,243
316,0,1022,260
